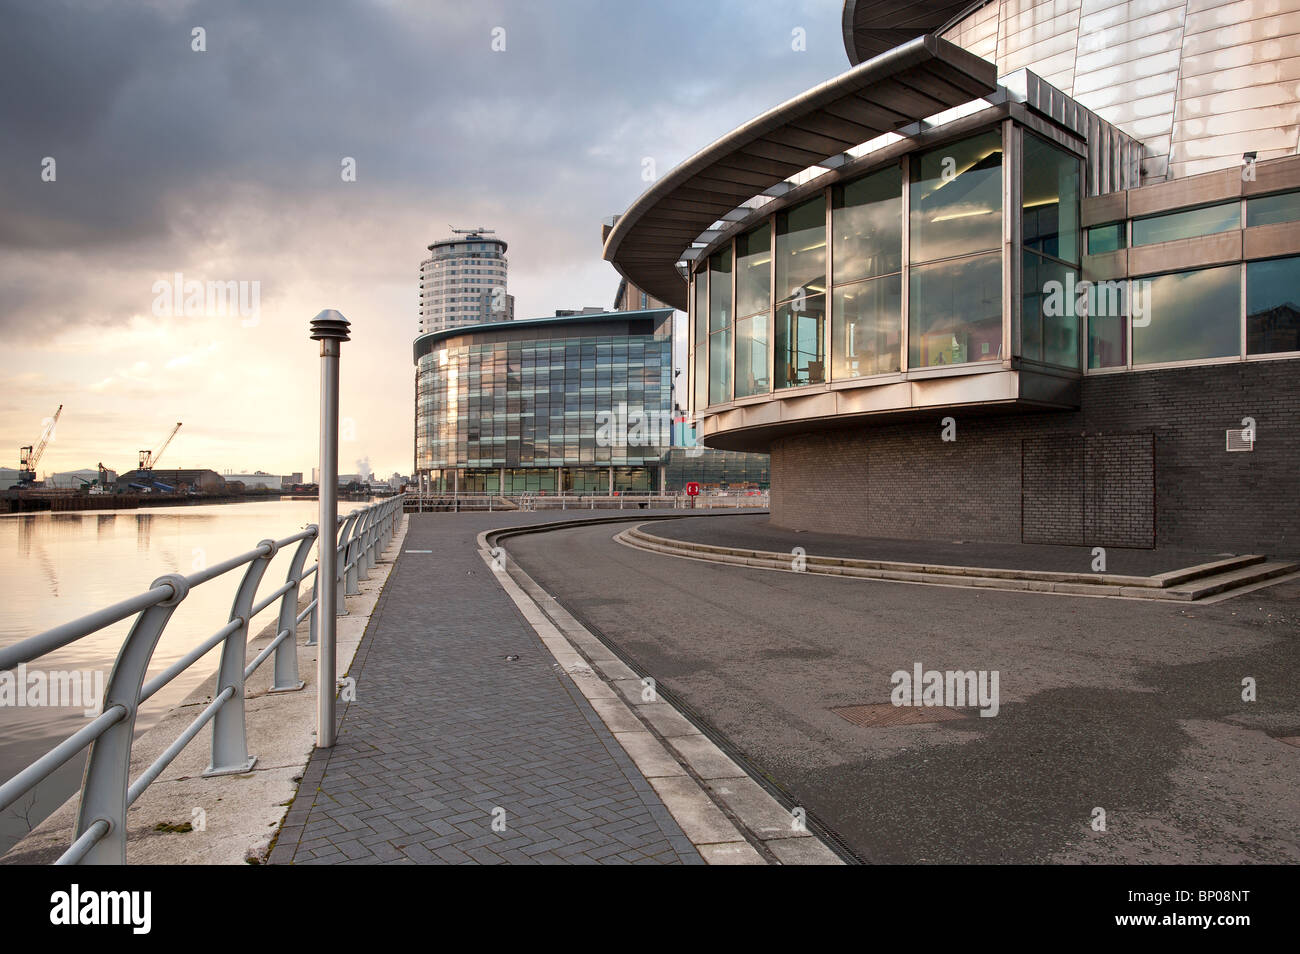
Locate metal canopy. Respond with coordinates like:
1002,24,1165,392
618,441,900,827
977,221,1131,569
602,34,997,312
841,0,982,65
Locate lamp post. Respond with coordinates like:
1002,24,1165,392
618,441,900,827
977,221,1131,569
310,309,350,748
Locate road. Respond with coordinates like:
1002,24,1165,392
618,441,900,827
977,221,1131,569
507,517,1300,864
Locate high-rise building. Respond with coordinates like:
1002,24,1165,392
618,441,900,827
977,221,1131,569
418,229,514,334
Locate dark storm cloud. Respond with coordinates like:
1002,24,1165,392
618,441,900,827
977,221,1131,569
0,0,845,327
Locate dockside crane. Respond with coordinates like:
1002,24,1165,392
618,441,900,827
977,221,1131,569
138,422,182,473
17,404,62,486
134,423,181,492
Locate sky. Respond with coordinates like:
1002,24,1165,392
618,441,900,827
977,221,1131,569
0,0,848,480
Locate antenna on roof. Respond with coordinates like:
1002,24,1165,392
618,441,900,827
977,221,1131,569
448,226,496,237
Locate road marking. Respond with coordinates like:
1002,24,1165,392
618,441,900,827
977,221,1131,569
404,549,433,553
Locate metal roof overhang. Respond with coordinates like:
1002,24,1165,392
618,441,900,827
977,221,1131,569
602,34,998,312
841,1,986,65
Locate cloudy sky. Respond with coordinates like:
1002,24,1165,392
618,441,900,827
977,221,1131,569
0,0,848,479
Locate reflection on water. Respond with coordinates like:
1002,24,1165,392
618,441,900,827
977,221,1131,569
0,498,375,854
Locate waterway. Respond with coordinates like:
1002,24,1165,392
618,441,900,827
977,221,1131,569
0,498,375,855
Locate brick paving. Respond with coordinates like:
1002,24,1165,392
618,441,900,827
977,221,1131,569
269,511,702,865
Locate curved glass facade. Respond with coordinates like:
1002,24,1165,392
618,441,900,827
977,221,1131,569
689,125,1094,412
416,312,672,493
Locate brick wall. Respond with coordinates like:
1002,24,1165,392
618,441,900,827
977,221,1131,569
768,360,1299,553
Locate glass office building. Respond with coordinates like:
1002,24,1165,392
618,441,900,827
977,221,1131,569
413,309,769,494
602,2,1300,552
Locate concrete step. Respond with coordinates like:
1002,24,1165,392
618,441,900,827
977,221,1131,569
618,527,1296,602
1160,561,1300,601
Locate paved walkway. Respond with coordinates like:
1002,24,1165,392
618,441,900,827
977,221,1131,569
655,514,1238,575
269,511,703,865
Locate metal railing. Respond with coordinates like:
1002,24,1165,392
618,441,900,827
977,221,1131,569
405,492,769,513
0,494,405,864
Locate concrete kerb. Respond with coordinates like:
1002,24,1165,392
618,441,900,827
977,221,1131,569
478,516,847,866
616,526,1299,603
1,515,410,866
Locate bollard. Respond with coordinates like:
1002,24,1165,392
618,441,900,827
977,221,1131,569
311,309,350,750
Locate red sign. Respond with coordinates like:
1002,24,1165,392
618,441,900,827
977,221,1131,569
685,482,700,497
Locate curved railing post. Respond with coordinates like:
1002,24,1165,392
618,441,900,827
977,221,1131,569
74,573,189,864
336,512,359,614
205,540,276,776
345,511,367,595
307,568,320,646
355,508,374,582
271,530,315,692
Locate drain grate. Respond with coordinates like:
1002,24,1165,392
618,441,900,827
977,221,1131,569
831,703,971,727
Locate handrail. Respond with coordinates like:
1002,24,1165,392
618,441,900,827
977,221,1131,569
0,493,406,864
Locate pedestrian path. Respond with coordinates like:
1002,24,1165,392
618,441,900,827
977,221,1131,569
269,512,703,865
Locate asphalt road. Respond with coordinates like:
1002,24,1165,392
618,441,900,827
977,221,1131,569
508,517,1300,864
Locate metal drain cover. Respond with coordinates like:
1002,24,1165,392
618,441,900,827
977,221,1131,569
832,704,970,727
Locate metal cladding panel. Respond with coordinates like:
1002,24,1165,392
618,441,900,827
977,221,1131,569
942,0,1001,59
604,34,998,312
925,0,1300,184
1169,0,1300,179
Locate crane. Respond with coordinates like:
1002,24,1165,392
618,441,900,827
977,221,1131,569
139,422,182,472
17,404,62,486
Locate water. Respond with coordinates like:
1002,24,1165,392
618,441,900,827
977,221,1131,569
0,498,376,855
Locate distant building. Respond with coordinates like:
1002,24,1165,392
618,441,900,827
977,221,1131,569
46,468,118,489
114,469,225,493
222,472,284,490
418,229,514,335
553,307,606,317
413,308,769,493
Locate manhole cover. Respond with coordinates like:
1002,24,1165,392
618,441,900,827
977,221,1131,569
831,703,971,727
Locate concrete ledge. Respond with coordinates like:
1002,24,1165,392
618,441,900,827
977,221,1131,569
617,526,1297,603
2,517,409,865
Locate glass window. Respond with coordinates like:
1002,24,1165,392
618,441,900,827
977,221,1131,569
736,223,771,318
1086,281,1128,369
1133,264,1241,364
832,165,902,283
709,326,732,405
910,130,1003,264
909,252,1001,367
1022,253,1080,368
1247,256,1300,355
1247,190,1300,227
692,274,708,411
775,196,826,304
1022,135,1079,263
831,276,901,379
708,249,732,332
1087,223,1125,254
775,294,826,388
735,313,770,397
1131,202,1239,247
